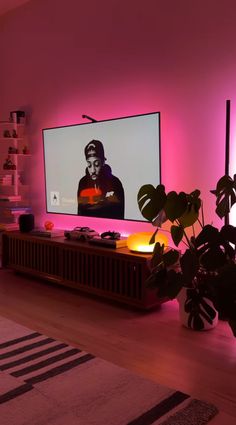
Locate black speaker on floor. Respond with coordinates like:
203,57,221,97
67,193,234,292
19,214,35,233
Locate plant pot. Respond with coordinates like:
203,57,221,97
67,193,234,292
177,287,218,331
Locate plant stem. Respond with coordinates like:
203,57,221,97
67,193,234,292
181,240,189,248
201,201,205,227
197,219,203,228
196,202,204,229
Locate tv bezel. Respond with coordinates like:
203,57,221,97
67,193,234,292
42,111,161,223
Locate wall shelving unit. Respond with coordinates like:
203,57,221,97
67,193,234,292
0,112,31,231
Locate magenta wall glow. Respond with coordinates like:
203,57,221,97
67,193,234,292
0,0,236,234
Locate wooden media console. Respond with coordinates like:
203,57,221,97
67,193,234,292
2,231,164,310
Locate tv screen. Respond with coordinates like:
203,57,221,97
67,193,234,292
43,112,161,222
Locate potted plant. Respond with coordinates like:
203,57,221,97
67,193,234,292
137,174,236,336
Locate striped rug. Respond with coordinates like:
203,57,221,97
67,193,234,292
0,316,218,425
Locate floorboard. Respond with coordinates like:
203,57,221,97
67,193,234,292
0,268,235,424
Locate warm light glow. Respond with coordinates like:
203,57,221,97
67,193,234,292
127,231,168,253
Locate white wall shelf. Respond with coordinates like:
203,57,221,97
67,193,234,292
0,112,31,230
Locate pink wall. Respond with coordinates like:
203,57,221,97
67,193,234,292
0,0,236,236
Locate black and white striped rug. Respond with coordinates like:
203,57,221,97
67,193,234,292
0,316,218,425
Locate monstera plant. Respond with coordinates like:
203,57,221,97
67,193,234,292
137,174,236,336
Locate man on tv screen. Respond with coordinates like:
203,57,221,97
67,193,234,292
77,139,125,219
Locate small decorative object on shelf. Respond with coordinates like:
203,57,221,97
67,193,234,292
10,110,25,124
0,174,12,185
8,146,18,154
3,130,11,138
101,231,121,240
64,226,99,241
0,110,30,234
19,213,35,233
44,220,54,231
3,155,16,170
22,145,29,154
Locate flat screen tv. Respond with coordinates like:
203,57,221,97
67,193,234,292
42,112,161,222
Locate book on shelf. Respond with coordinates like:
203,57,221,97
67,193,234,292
0,205,31,211
0,222,19,231
0,201,26,208
0,177,12,185
89,236,128,248
2,208,32,218
0,195,22,201
0,175,12,184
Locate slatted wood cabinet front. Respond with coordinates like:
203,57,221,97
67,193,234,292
2,231,162,310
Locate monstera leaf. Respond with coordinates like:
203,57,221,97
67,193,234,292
178,190,201,228
150,242,179,270
146,242,181,299
164,189,200,229
195,225,220,246
164,269,184,299
162,248,180,268
171,225,184,246
149,241,165,269
178,206,199,228
211,174,236,218
164,191,187,222
146,267,183,300
180,249,199,283
220,224,236,246
194,225,234,271
137,184,167,223
200,247,228,271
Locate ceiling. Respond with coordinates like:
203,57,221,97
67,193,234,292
0,0,30,17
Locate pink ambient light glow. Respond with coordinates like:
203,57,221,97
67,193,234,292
1,0,235,235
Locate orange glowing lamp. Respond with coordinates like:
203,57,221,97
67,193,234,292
127,231,168,253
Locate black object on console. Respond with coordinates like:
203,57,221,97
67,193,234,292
101,231,121,240
19,214,35,233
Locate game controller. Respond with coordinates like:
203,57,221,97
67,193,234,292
101,231,121,240
64,226,99,241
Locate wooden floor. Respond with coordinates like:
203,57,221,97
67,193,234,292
0,268,235,424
